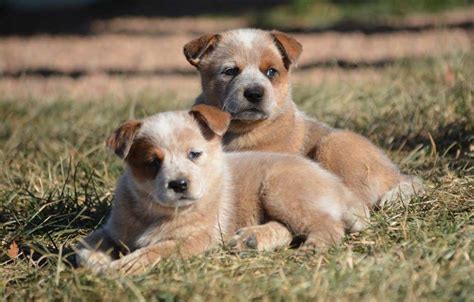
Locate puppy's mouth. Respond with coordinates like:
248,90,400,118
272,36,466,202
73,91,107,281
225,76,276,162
178,195,198,202
230,108,268,122
174,197,197,207
157,196,198,208
150,193,199,208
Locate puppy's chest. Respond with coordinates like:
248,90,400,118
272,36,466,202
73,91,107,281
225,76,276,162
224,134,302,154
133,214,207,249
224,122,306,154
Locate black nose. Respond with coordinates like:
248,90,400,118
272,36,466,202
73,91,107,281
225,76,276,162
243,85,264,103
168,179,188,193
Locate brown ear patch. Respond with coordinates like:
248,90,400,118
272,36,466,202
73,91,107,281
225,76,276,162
183,34,221,67
189,104,231,139
106,120,142,159
271,30,303,69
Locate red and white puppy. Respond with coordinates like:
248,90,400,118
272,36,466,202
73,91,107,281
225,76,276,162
184,28,424,208
76,105,369,275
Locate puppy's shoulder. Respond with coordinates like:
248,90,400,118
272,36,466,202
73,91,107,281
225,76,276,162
107,172,141,225
113,173,136,205
296,110,333,153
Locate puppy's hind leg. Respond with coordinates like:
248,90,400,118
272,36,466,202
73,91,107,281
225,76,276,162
310,130,401,208
259,174,346,249
341,187,371,233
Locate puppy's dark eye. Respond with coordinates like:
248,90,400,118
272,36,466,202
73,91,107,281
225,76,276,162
223,67,240,77
148,157,162,168
266,68,278,79
188,150,202,160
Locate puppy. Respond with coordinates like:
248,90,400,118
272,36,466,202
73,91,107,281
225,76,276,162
76,105,368,275
183,28,424,209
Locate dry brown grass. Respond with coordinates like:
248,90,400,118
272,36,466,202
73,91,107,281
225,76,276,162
0,50,472,301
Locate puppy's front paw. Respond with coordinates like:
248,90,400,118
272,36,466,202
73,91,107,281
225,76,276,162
76,249,113,274
227,228,259,251
298,238,323,253
110,254,160,275
228,223,293,252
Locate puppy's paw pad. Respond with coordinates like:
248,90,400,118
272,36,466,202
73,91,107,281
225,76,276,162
228,228,259,251
244,234,258,249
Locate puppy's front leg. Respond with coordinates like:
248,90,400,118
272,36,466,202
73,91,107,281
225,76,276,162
111,233,214,275
110,240,176,275
227,221,293,251
75,228,119,272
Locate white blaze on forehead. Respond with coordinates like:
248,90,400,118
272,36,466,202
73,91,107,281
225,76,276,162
137,111,196,146
229,29,261,49
222,29,282,64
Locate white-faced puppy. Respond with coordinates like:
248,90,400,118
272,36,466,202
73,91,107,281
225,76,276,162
76,105,369,275
184,28,424,209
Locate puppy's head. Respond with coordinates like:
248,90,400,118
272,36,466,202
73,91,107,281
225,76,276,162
184,29,302,124
106,105,230,208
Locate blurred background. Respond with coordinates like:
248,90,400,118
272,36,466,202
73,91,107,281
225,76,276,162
0,0,472,101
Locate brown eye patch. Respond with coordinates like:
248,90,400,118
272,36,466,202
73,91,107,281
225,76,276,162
125,137,165,181
259,49,287,82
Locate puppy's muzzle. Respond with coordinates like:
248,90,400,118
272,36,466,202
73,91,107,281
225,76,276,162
243,85,264,103
225,84,268,121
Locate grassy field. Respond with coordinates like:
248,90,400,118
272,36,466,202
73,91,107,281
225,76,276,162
0,52,473,301
252,0,474,29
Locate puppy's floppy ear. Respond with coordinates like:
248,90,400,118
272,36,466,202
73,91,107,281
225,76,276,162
271,30,303,69
189,104,231,139
183,34,221,67
106,120,142,159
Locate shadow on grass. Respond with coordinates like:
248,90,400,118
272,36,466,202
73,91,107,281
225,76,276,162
0,57,453,79
0,162,113,265
387,120,472,155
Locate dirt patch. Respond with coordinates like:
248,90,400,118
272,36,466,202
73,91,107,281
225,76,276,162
0,74,201,101
1,29,470,74
90,16,247,36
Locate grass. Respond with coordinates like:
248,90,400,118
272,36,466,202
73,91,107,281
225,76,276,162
251,0,474,29
0,53,473,301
